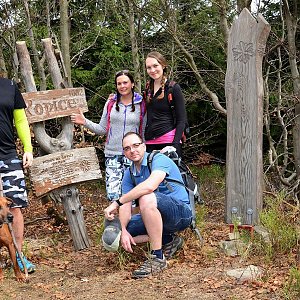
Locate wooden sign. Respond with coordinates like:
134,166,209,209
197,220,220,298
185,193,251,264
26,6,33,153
30,147,102,197
22,87,88,123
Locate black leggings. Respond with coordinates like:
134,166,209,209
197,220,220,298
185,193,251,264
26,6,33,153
146,143,182,158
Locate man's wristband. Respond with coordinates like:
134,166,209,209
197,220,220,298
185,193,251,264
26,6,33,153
115,199,123,206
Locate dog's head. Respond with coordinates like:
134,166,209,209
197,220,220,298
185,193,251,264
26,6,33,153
0,197,13,226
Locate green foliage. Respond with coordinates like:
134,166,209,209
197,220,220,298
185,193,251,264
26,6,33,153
1,0,298,165
191,164,225,185
94,216,105,245
195,202,206,232
22,240,30,257
259,194,299,258
283,267,300,300
190,164,225,215
115,248,132,270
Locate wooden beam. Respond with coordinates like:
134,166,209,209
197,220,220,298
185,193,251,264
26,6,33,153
225,9,270,225
30,147,102,197
22,87,88,123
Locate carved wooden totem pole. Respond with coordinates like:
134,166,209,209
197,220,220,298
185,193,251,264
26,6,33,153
16,38,102,250
225,9,270,226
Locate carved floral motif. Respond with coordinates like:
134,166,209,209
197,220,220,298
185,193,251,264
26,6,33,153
232,41,254,64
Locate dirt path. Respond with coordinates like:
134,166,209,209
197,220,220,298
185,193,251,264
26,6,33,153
0,242,282,300
0,184,285,300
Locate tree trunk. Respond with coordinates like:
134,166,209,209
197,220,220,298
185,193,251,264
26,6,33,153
22,0,47,90
59,0,72,87
16,42,37,93
0,43,8,78
282,1,300,179
216,0,230,54
60,188,91,250
126,0,141,93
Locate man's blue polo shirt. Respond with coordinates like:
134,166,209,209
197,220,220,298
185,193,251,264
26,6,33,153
122,152,190,205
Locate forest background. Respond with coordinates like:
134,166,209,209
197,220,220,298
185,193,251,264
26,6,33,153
0,0,298,170
1,0,299,180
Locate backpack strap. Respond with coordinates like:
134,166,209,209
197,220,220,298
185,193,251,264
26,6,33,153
147,151,184,193
129,165,140,206
167,80,176,111
147,151,171,192
129,164,136,186
146,151,159,173
139,98,146,137
106,98,115,142
166,81,188,143
143,80,151,102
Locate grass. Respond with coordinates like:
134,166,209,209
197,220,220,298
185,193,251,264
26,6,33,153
191,164,225,183
283,267,300,300
191,163,300,299
259,194,299,258
94,216,105,245
190,164,225,206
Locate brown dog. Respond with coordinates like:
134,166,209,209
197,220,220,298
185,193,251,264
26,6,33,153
0,196,26,282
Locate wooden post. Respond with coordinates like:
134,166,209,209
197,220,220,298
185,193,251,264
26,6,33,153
225,9,270,225
16,40,93,250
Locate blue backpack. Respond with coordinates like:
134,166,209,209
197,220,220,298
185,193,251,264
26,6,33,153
129,149,204,243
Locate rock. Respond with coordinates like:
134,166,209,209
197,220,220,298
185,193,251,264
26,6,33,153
226,265,263,282
254,225,271,243
219,240,247,257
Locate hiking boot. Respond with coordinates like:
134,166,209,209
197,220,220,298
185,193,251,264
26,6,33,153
132,255,167,279
162,235,184,259
16,253,36,273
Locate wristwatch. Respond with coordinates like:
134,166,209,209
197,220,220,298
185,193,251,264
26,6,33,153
115,199,123,206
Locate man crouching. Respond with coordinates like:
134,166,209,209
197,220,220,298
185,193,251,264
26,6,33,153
103,132,193,278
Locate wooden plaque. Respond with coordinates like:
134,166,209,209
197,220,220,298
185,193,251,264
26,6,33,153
22,87,88,123
30,147,102,197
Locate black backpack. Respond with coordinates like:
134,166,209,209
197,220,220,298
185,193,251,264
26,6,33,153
129,149,204,243
167,81,190,142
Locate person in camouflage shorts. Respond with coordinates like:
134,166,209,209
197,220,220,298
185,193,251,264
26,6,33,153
0,157,29,206
0,77,36,273
105,155,131,201
71,70,145,201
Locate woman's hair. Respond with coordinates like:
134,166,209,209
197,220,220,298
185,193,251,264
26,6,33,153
145,51,168,103
114,70,135,112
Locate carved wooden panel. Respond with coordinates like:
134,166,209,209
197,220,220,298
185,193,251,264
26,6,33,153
225,8,270,225
22,87,88,123
30,147,102,197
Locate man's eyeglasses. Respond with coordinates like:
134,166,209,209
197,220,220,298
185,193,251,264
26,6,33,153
123,142,143,152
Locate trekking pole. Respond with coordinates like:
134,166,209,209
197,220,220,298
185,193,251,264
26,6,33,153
0,174,28,278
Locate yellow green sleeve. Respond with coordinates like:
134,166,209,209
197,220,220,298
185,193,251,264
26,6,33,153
13,109,33,153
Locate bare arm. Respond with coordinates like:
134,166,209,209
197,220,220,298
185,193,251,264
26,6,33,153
70,98,113,136
119,202,136,253
104,170,166,220
119,170,165,204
